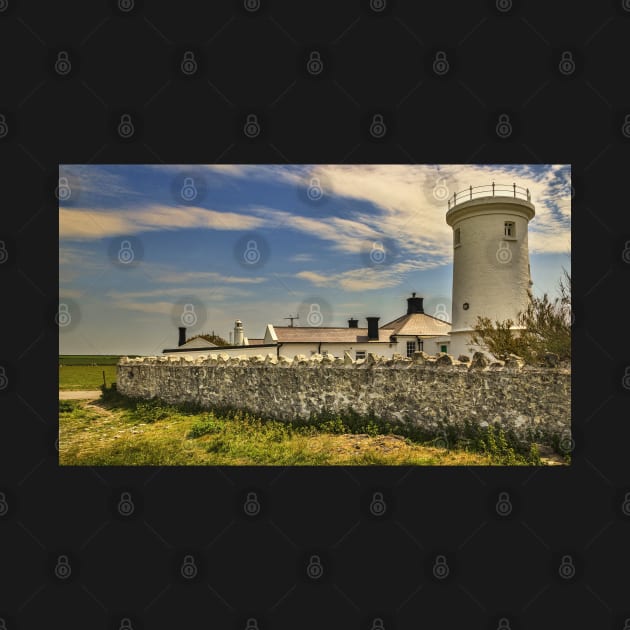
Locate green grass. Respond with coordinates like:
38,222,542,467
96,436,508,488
59,355,125,366
58,385,553,466
59,365,118,390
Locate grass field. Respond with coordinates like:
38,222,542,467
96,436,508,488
59,355,123,366
59,365,118,390
58,355,143,389
58,386,557,466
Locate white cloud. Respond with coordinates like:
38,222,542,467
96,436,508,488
111,300,176,315
239,164,570,263
60,164,571,258
59,164,570,268
140,164,304,187
58,288,84,299
154,271,266,284
204,164,304,185
59,245,107,282
59,246,100,268
107,285,253,302
59,165,141,199
288,253,316,263
295,260,444,292
250,206,386,254
59,204,266,241
301,164,570,258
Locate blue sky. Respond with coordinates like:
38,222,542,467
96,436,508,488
59,164,571,355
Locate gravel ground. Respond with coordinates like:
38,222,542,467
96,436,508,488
59,390,102,400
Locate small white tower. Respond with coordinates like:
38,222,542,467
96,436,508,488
233,320,244,346
445,183,535,358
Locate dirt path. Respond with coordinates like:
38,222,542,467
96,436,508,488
59,390,102,400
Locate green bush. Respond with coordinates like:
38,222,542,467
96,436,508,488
134,400,174,423
187,416,224,438
466,424,542,465
59,399,76,413
469,270,571,365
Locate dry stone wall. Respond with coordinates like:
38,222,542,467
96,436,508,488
116,351,570,445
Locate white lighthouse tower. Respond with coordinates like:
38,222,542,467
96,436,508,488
445,183,535,358
233,319,244,346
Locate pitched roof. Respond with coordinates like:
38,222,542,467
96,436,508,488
245,338,266,346
379,312,451,336
271,326,396,343
180,337,218,348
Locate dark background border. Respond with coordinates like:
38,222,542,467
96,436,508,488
1,1,629,628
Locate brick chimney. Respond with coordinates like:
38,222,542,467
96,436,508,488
348,317,359,328
406,292,424,314
366,317,379,340
178,327,186,346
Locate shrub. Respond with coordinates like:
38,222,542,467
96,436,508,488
469,270,571,364
188,416,224,438
134,400,173,423
59,399,77,413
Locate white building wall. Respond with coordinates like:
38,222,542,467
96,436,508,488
391,335,451,356
421,336,452,354
294,342,397,359
163,345,277,359
178,338,218,350
164,336,457,360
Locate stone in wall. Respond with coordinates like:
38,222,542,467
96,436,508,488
435,353,454,366
470,351,489,370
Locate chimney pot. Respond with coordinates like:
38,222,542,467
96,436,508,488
348,317,359,328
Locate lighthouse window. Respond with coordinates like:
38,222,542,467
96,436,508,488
355,351,366,360
406,341,416,357
504,221,515,238
454,228,461,246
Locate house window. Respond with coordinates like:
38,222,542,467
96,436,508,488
504,221,515,238
406,341,416,357
440,344,448,353
454,227,461,246
355,351,366,360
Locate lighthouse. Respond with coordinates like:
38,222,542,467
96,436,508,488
233,319,244,346
445,183,535,358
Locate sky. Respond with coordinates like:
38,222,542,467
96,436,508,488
58,164,571,355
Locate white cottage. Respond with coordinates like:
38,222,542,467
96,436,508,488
163,293,451,360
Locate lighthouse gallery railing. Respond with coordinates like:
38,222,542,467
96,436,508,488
447,183,531,210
